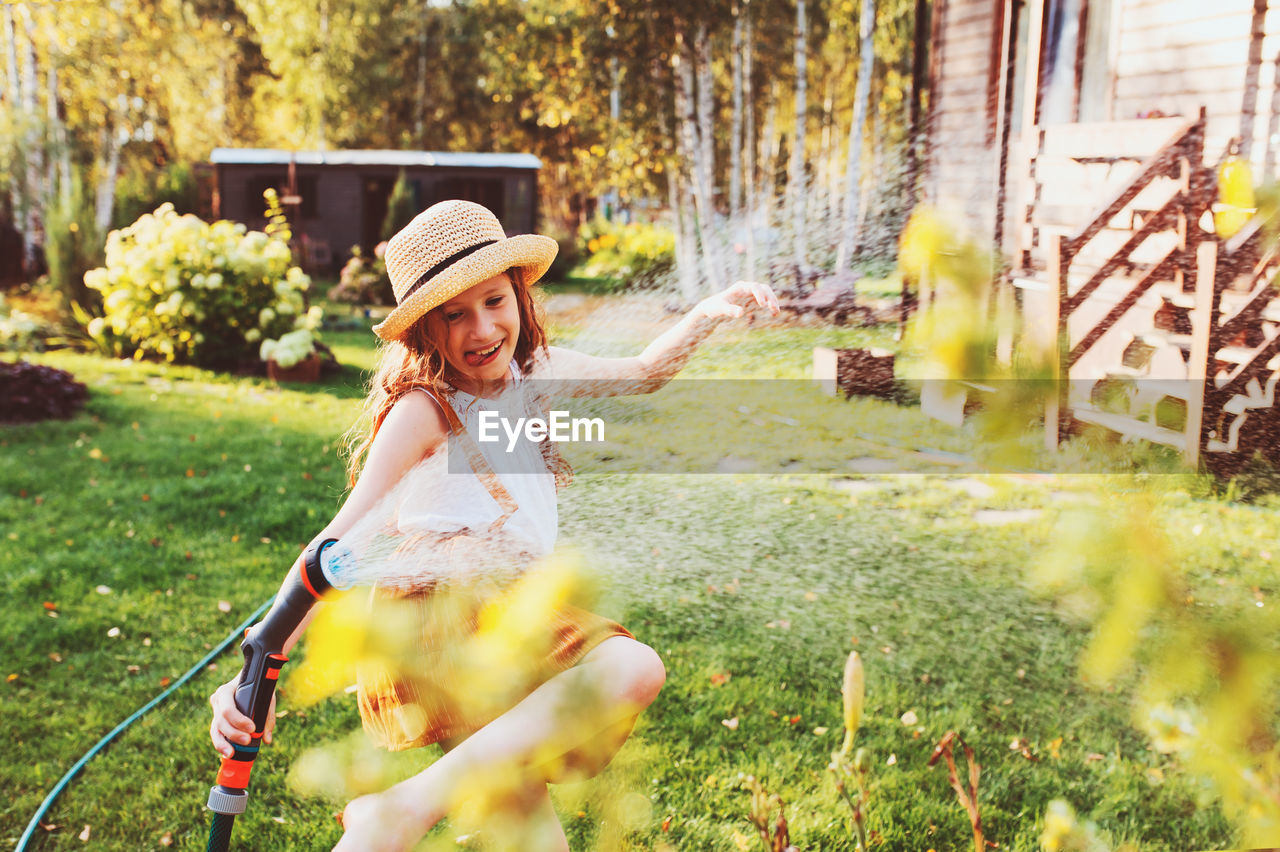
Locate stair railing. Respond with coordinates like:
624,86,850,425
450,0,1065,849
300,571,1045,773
1044,108,1214,451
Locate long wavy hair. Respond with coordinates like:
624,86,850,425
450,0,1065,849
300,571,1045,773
345,267,571,489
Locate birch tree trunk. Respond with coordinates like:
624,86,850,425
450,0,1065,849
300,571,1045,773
819,81,836,232
729,6,744,281
787,0,807,285
18,4,43,273
3,5,24,261
669,168,699,301
673,29,709,299
836,0,875,272
743,1,756,281
2,6,16,102
48,51,70,204
758,88,778,279
694,21,722,291
95,124,122,234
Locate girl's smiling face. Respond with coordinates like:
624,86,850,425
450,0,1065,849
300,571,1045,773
433,272,521,394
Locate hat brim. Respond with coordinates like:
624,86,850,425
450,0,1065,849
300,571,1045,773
372,234,558,341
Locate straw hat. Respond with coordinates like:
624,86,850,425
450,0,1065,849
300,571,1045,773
373,200,558,341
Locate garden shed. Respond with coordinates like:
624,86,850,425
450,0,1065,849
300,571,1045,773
209,148,542,271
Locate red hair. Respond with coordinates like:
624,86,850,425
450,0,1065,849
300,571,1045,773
345,268,570,488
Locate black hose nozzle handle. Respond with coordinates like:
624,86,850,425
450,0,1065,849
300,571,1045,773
205,538,339,847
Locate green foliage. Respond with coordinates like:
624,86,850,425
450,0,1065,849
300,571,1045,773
380,170,417,243
112,162,199,231
542,222,583,284
576,218,676,290
43,172,106,314
82,203,315,368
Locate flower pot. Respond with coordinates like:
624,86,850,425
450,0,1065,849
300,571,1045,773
267,353,321,383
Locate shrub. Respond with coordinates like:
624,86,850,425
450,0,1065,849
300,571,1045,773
380,170,417,243
83,203,315,369
0,360,87,423
0,293,57,353
542,221,581,284
329,244,394,306
44,170,105,313
112,161,199,230
577,218,675,289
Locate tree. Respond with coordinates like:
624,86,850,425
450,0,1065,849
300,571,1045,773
836,0,875,271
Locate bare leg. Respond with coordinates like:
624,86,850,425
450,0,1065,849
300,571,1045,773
334,636,664,852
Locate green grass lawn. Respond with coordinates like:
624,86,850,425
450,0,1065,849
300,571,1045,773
2,305,1272,850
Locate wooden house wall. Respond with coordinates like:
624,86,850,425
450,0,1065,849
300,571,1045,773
925,0,1004,246
1110,0,1280,172
929,0,1280,257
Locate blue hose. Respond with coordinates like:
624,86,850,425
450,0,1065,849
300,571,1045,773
15,597,275,852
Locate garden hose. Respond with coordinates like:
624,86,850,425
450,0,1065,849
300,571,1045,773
204,538,337,852
15,598,274,852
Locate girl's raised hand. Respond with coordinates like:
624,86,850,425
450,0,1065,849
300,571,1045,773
696,281,780,321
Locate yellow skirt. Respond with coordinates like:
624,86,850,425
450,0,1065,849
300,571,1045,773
355,584,633,752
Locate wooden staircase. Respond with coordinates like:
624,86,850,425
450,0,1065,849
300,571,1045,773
1014,108,1280,472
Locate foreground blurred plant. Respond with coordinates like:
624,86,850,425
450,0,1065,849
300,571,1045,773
1039,800,1111,852
897,207,1055,467
828,651,870,851
286,555,652,849
928,731,986,852
1035,492,1280,844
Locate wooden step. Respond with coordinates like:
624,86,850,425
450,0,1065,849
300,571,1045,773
1139,330,1192,352
1217,346,1258,365
1071,404,1187,448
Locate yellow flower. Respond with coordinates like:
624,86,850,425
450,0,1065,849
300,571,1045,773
841,650,865,755
1142,703,1197,754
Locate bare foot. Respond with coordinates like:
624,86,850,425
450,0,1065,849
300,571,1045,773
333,789,434,852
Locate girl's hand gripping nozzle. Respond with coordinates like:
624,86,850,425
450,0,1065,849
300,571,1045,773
204,539,338,852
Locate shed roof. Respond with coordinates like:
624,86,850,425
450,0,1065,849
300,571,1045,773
210,148,541,170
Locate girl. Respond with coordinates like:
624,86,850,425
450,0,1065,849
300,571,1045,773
209,199,778,851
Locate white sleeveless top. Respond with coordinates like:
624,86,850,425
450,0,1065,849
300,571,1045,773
397,363,558,559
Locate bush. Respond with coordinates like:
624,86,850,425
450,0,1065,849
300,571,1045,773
329,245,394,306
0,360,87,422
541,221,581,284
44,171,105,313
576,218,675,289
380,170,417,243
83,203,315,369
0,293,57,353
